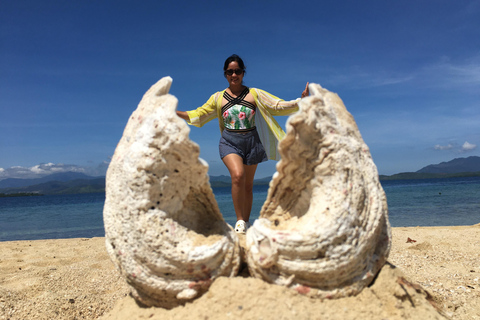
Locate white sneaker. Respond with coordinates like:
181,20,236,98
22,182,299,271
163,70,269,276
235,220,246,234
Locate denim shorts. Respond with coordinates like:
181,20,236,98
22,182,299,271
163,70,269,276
219,128,268,165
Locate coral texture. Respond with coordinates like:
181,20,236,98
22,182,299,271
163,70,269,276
103,77,241,308
246,83,391,298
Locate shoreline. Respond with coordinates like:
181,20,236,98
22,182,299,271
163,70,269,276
1,225,479,319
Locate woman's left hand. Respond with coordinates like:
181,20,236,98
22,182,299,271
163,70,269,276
301,82,309,98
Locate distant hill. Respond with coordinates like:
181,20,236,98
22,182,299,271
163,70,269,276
0,172,100,189
380,156,480,180
379,171,480,180
0,177,106,195
209,175,232,187
0,172,272,195
208,175,272,187
416,156,480,174
2,156,479,195
253,176,273,186
0,172,105,195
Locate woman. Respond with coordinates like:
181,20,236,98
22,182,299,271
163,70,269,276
176,54,309,233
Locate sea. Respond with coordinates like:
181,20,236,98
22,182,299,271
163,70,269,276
1,176,479,242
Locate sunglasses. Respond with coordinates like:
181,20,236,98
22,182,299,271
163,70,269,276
225,69,244,76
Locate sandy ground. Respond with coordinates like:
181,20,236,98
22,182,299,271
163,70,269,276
0,224,479,320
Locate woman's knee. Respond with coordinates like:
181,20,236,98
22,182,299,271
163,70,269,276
230,170,246,186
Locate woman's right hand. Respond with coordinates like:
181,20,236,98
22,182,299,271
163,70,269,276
176,111,190,121
301,82,309,98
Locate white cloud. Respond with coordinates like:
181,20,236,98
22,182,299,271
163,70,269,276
30,165,46,174
433,141,478,153
328,68,415,88
0,162,108,180
434,143,454,150
329,54,480,91
423,55,480,89
461,141,477,151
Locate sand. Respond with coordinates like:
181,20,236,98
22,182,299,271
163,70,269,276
0,225,479,320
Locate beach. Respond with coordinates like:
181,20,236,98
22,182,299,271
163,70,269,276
1,225,479,320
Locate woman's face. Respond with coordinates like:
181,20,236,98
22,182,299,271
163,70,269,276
225,61,244,87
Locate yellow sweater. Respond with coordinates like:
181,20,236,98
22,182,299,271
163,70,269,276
186,88,299,160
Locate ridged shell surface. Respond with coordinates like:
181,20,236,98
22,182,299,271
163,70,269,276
246,83,391,298
103,77,241,308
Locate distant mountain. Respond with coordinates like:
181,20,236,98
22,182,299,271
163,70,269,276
0,177,105,195
209,175,273,187
253,176,273,185
416,156,480,174
211,156,480,184
379,171,480,181
0,171,272,195
0,172,100,189
3,155,478,195
379,156,480,180
209,175,232,187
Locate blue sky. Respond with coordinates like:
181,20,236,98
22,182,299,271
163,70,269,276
1,0,479,179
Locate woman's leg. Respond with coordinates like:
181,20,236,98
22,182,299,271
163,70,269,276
222,154,247,222
243,164,258,222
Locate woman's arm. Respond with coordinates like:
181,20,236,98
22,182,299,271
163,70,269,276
175,92,220,128
254,82,310,115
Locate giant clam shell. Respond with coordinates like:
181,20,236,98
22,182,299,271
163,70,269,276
246,83,391,297
103,77,241,308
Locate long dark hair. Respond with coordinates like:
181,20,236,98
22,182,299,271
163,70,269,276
223,54,246,77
